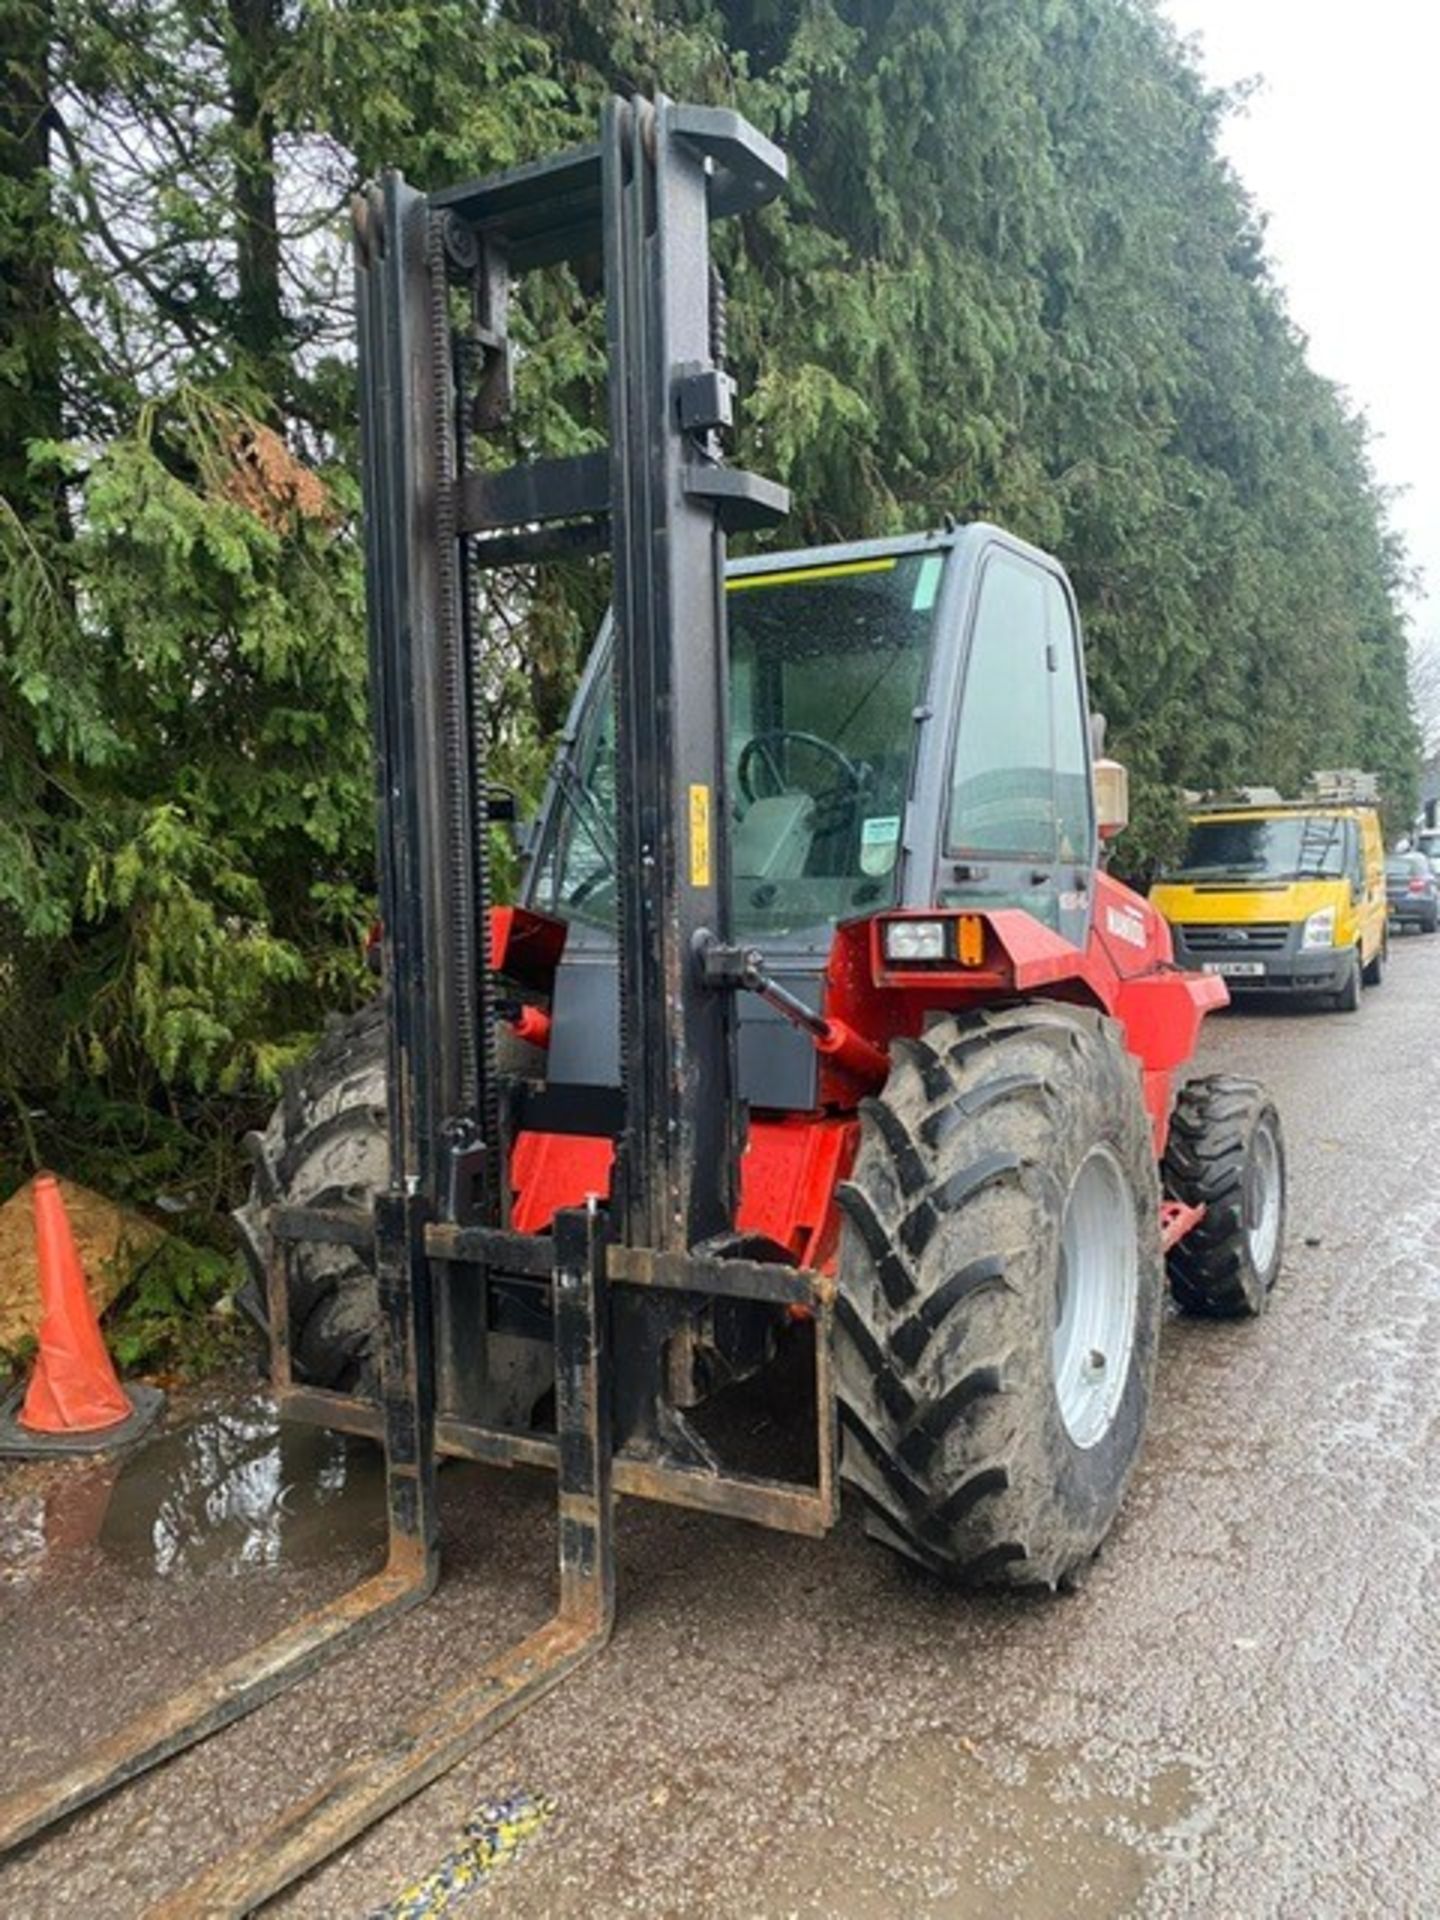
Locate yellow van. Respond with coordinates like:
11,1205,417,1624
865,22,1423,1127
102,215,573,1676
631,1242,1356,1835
1150,799,1388,1010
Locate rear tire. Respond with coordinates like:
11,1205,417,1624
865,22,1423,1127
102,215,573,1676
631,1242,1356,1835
1163,1076,1285,1317
235,1003,553,1412
835,1003,1163,1592
1362,939,1384,986
233,1003,387,1390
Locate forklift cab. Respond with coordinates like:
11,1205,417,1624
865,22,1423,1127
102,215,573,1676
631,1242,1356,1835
527,524,1100,1108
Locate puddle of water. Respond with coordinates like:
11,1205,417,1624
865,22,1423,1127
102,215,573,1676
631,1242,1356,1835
0,1487,50,1586
96,1394,387,1577
751,1730,1200,1917
2,1456,128,1588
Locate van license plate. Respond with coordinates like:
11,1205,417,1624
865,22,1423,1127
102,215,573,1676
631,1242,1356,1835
1202,960,1265,978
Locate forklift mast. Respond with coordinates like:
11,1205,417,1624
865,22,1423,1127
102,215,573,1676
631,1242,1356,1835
357,97,787,1258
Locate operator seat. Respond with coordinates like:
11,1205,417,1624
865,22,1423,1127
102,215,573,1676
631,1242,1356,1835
732,793,815,881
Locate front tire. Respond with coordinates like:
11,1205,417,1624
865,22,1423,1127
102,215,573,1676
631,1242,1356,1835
1362,937,1384,986
1163,1076,1285,1316
1333,949,1361,1011
835,1003,1164,1592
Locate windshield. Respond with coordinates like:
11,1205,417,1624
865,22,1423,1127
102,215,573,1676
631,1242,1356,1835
530,550,943,938
1167,815,1349,883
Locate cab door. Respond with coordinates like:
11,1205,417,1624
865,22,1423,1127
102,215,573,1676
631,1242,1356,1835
937,543,1095,948
1360,813,1387,957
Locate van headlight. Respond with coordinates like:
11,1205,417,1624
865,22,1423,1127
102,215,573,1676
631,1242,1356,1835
1301,907,1335,950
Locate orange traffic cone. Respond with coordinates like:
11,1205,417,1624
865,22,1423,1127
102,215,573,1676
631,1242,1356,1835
0,1174,164,1457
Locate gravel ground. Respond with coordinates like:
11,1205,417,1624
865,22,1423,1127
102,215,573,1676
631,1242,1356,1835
2,935,1438,1918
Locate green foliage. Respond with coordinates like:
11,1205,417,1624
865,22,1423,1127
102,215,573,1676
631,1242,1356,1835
0,0,1422,1284
3,388,372,1104
689,0,1419,827
106,1235,247,1375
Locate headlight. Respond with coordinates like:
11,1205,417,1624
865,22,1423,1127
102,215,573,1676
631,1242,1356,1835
1301,906,1336,950
884,918,948,963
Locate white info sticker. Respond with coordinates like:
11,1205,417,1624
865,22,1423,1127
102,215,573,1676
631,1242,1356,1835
861,814,901,876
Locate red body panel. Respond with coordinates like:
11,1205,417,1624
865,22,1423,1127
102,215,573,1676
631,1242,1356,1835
511,1116,858,1271
834,873,1223,1152
490,903,568,986
501,874,1215,1264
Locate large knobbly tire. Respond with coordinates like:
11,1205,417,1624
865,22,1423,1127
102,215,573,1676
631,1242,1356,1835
234,1002,387,1390
835,1002,1164,1592
1163,1075,1286,1317
235,1003,549,1405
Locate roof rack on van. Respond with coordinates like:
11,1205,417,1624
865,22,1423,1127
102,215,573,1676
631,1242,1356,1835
1184,771,1380,814
1304,769,1380,805
1185,786,1286,811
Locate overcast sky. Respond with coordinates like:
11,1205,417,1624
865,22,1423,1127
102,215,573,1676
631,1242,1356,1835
1160,0,1436,648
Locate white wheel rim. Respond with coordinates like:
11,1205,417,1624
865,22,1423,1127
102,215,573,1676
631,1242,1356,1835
1244,1117,1282,1276
1053,1146,1139,1450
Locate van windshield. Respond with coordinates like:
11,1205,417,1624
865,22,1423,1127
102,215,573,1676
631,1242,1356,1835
1167,815,1348,883
530,551,942,938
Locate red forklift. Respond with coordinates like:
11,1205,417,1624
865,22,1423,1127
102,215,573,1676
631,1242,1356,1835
0,97,1285,1911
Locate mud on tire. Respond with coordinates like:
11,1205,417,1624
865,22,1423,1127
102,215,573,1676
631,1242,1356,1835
233,1003,388,1391
835,1002,1163,1592
1163,1075,1285,1317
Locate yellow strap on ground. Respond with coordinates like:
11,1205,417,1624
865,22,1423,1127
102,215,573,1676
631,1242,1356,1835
368,1790,555,1919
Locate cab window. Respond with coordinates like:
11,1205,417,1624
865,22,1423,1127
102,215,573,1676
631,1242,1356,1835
946,552,1092,864
532,552,942,938
1047,576,1094,862
948,555,1055,858
1345,822,1363,892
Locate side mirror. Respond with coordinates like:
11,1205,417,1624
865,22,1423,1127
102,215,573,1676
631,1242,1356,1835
1094,758,1129,840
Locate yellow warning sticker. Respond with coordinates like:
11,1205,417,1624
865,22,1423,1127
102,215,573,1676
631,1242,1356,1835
689,783,712,888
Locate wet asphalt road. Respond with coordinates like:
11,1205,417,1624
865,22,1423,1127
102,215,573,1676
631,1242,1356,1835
3,935,1439,1918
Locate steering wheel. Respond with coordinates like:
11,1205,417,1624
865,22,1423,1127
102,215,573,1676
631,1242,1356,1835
737,730,864,816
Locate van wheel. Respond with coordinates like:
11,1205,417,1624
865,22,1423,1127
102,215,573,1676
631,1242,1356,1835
1362,938,1384,987
1333,950,1361,1011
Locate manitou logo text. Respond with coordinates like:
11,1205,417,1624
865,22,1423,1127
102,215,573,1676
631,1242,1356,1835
1105,905,1147,950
